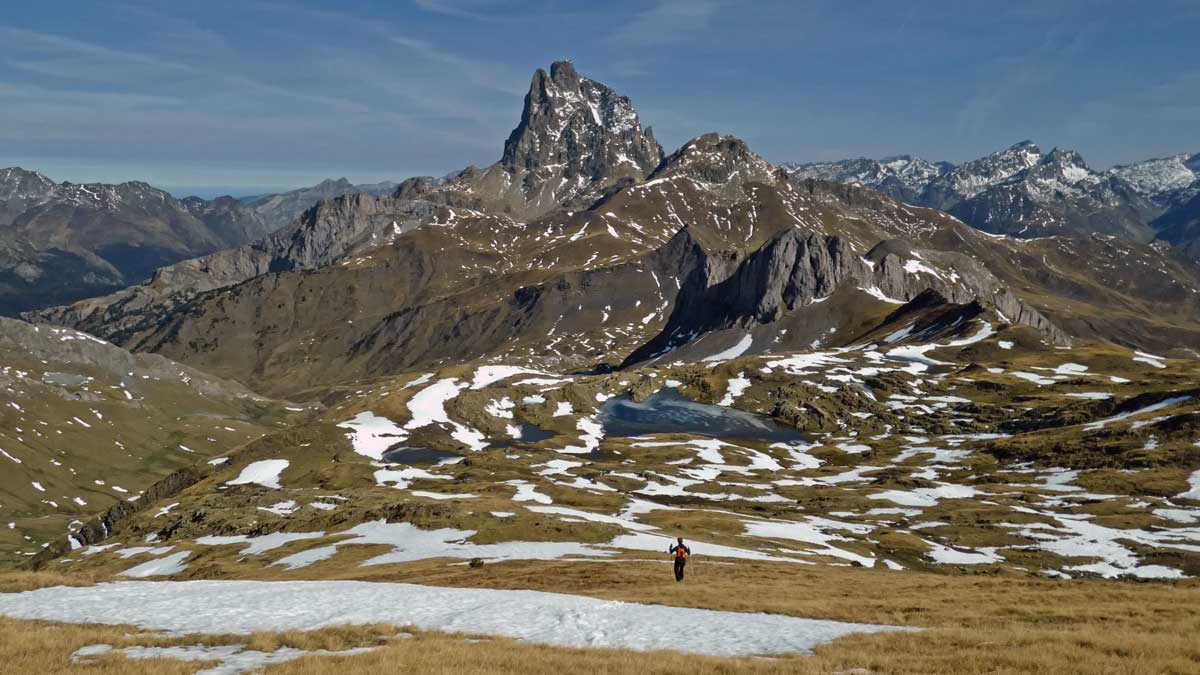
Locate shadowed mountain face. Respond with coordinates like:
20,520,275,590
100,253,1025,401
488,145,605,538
0,168,403,316
0,168,269,315
23,62,1200,396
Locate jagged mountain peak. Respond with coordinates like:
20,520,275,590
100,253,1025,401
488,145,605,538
920,141,1044,209
1021,147,1096,187
501,60,662,179
1007,139,1040,152
411,60,670,219
1042,147,1088,166
975,140,1044,170
0,166,55,185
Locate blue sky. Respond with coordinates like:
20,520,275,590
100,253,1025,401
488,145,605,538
2,0,1198,197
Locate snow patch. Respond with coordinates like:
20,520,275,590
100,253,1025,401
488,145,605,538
0,581,911,657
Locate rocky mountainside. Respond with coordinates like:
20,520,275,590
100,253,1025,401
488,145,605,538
1154,191,1200,258
425,60,663,219
0,317,295,563
944,147,1158,241
918,141,1046,210
0,167,404,317
24,61,1200,397
1110,153,1199,205
7,62,1200,648
240,177,399,232
791,143,1200,249
783,156,952,203
0,168,277,315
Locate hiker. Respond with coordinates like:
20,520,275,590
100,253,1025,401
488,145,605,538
669,537,691,582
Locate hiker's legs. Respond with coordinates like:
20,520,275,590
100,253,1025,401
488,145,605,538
674,558,685,581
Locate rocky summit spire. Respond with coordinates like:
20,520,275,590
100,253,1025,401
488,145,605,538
501,60,662,182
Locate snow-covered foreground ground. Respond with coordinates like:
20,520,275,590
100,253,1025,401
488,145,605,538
0,580,910,657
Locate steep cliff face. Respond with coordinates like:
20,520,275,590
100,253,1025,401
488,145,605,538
623,227,1066,366
457,59,664,218
502,60,662,180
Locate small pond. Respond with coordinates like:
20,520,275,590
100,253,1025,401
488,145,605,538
490,421,556,448
597,388,806,442
510,422,556,443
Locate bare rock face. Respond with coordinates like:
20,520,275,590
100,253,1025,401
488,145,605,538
437,59,665,218
730,232,863,322
502,60,662,185
623,224,1067,366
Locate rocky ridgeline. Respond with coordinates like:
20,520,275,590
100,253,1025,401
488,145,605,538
790,142,1200,246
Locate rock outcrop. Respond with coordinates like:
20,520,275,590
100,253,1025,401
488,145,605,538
623,226,1067,366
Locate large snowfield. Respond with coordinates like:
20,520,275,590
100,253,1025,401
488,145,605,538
0,580,909,657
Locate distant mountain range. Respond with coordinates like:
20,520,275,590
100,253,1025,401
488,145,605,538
0,170,398,315
786,145,1199,246
25,61,1200,396
236,177,398,230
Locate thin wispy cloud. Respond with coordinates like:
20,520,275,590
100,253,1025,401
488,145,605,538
2,1,1196,193
413,0,490,21
954,22,1090,140
107,1,232,54
251,1,526,96
611,0,720,46
0,22,374,113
